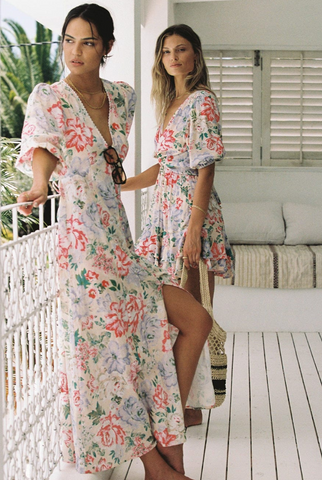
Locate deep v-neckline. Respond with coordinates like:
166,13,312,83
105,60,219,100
161,92,196,135
64,80,112,147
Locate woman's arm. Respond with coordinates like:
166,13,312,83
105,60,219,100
183,163,215,270
17,148,57,216
122,163,160,191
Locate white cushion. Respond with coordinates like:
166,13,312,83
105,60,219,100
283,203,322,245
222,202,285,244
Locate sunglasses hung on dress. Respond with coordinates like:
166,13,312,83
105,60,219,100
103,146,127,185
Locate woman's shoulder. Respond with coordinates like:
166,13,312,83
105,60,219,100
29,81,64,101
189,88,218,104
187,88,220,119
102,79,136,101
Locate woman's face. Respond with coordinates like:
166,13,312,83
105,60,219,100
63,17,107,76
161,34,196,78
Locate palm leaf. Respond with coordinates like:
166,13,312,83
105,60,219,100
0,19,61,138
0,138,38,238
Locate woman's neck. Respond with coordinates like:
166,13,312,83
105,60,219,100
173,76,188,99
67,74,103,94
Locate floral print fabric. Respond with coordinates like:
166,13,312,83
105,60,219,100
17,80,185,474
136,90,234,280
135,90,234,409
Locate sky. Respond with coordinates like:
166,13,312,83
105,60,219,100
1,0,37,39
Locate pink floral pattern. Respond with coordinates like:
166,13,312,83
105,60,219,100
17,79,185,474
199,94,220,123
65,117,94,152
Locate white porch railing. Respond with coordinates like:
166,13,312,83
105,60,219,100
0,196,61,480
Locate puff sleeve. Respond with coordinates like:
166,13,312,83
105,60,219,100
115,81,137,137
188,91,225,169
16,83,65,181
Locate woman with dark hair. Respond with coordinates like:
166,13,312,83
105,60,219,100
16,6,212,479
123,24,234,427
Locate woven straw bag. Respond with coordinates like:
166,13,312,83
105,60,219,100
180,260,227,407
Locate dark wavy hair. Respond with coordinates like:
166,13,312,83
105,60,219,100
151,24,212,123
61,3,115,66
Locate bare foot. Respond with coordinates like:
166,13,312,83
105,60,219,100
157,443,185,474
184,409,202,428
146,473,193,480
142,446,194,480
145,466,193,480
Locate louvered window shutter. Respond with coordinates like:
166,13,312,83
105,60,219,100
262,51,322,166
204,50,256,165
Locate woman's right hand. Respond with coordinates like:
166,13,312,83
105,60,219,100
121,164,160,191
17,186,48,216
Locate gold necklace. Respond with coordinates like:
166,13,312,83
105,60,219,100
67,78,107,110
74,86,103,95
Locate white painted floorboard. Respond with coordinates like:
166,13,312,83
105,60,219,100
249,333,276,480
51,332,322,480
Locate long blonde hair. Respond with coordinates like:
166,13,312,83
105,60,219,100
151,24,212,124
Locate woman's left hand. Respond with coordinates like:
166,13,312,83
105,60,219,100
182,230,201,270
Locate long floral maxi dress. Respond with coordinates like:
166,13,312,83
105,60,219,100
16,79,186,474
136,90,234,409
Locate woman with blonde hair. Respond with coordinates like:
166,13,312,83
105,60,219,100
123,24,234,427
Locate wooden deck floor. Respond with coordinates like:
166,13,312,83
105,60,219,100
109,332,322,480
52,331,322,480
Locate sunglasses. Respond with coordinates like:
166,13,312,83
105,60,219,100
103,146,127,185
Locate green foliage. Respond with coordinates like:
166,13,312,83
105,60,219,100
0,137,38,239
0,19,61,138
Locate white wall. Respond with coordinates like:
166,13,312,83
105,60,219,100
105,0,141,238
174,0,322,50
214,285,322,332
140,0,174,173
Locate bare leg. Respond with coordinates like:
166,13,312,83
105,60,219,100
183,267,215,303
180,268,215,427
184,408,203,428
157,443,185,474
158,285,212,469
162,284,213,412
141,447,194,480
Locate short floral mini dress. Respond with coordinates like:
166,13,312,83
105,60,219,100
16,80,186,474
136,90,234,280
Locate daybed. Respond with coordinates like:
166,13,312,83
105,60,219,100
216,202,322,289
